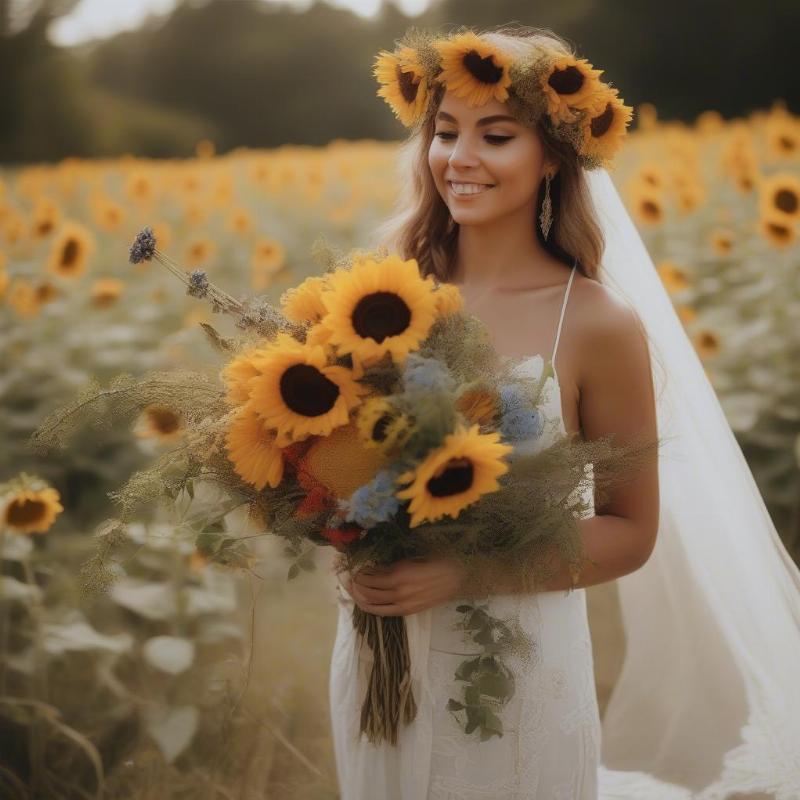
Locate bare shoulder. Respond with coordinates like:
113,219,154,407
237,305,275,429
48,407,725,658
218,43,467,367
569,275,649,377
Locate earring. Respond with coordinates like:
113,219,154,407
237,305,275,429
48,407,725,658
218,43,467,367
539,171,553,241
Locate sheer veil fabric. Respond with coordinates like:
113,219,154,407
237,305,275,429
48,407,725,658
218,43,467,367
588,167,800,799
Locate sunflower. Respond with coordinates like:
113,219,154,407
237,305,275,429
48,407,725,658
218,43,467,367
135,405,183,442
758,173,800,222
656,261,690,294
30,197,62,239
125,171,156,205
764,110,800,159
34,280,60,304
578,88,634,168
227,208,255,236
300,420,387,499
320,254,438,365
221,346,266,406
432,282,463,316
356,397,412,453
373,46,430,127
252,237,287,290
280,275,330,324
46,222,95,278
248,332,368,445
90,278,124,309
628,187,665,226
7,279,39,318
91,198,126,232
225,405,284,490
433,31,513,107
455,385,500,426
2,486,63,535
184,237,216,268
540,54,607,125
396,424,512,528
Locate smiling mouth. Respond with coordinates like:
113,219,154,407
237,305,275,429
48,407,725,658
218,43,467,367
448,181,495,197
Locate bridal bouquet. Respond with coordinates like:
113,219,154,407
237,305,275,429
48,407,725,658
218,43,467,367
32,229,657,746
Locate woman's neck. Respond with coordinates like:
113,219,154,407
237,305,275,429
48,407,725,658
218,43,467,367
450,208,568,290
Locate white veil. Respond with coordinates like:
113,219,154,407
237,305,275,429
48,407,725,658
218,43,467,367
586,166,800,799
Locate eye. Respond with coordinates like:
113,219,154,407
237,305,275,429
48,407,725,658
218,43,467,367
434,132,513,145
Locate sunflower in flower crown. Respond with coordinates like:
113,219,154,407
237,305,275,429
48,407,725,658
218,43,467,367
247,332,368,446
433,31,513,107
319,254,439,368
540,54,607,125
577,88,634,168
396,424,513,528
373,46,430,127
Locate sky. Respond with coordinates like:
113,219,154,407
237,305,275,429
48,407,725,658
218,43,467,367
49,0,431,46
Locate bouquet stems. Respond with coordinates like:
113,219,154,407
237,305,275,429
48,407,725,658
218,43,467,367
352,607,417,745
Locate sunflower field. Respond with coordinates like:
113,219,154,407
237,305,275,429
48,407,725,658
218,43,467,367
1,102,799,798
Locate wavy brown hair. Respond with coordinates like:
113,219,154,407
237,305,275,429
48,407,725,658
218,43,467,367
371,24,606,284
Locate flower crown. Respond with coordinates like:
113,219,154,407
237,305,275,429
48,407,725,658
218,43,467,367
372,27,634,170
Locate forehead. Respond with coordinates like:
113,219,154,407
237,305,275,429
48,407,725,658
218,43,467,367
437,91,518,122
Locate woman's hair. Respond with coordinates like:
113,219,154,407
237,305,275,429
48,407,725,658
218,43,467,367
370,24,607,284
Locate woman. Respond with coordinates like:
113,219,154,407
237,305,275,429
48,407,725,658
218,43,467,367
330,24,800,800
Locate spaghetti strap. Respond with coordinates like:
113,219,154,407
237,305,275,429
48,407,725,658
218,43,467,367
551,260,577,379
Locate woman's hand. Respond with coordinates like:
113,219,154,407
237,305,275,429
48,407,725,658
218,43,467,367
344,556,468,617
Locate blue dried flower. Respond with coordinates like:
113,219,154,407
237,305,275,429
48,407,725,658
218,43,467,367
129,227,156,264
342,469,401,528
403,353,455,393
499,385,542,442
187,269,209,298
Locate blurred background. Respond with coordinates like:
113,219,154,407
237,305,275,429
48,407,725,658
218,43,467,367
1,1,799,798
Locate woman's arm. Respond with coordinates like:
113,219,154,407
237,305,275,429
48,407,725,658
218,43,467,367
540,283,660,591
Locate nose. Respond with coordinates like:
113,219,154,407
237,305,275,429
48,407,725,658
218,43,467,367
447,134,481,170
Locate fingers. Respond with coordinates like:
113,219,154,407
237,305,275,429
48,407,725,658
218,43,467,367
352,567,399,590
349,579,396,605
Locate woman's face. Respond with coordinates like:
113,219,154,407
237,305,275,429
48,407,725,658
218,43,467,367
428,90,551,227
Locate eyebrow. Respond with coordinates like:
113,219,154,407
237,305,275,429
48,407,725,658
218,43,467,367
435,111,519,126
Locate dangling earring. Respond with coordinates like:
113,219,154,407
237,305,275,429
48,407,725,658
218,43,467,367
539,171,554,241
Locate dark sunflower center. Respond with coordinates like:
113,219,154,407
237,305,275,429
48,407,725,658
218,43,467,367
150,408,180,434
548,65,585,96
7,499,47,527
351,291,411,343
280,363,340,417
396,65,419,104
61,238,79,268
590,103,614,138
463,50,503,84
372,413,394,442
774,189,798,214
426,457,474,498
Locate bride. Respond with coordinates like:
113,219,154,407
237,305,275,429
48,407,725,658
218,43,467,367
328,24,800,800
